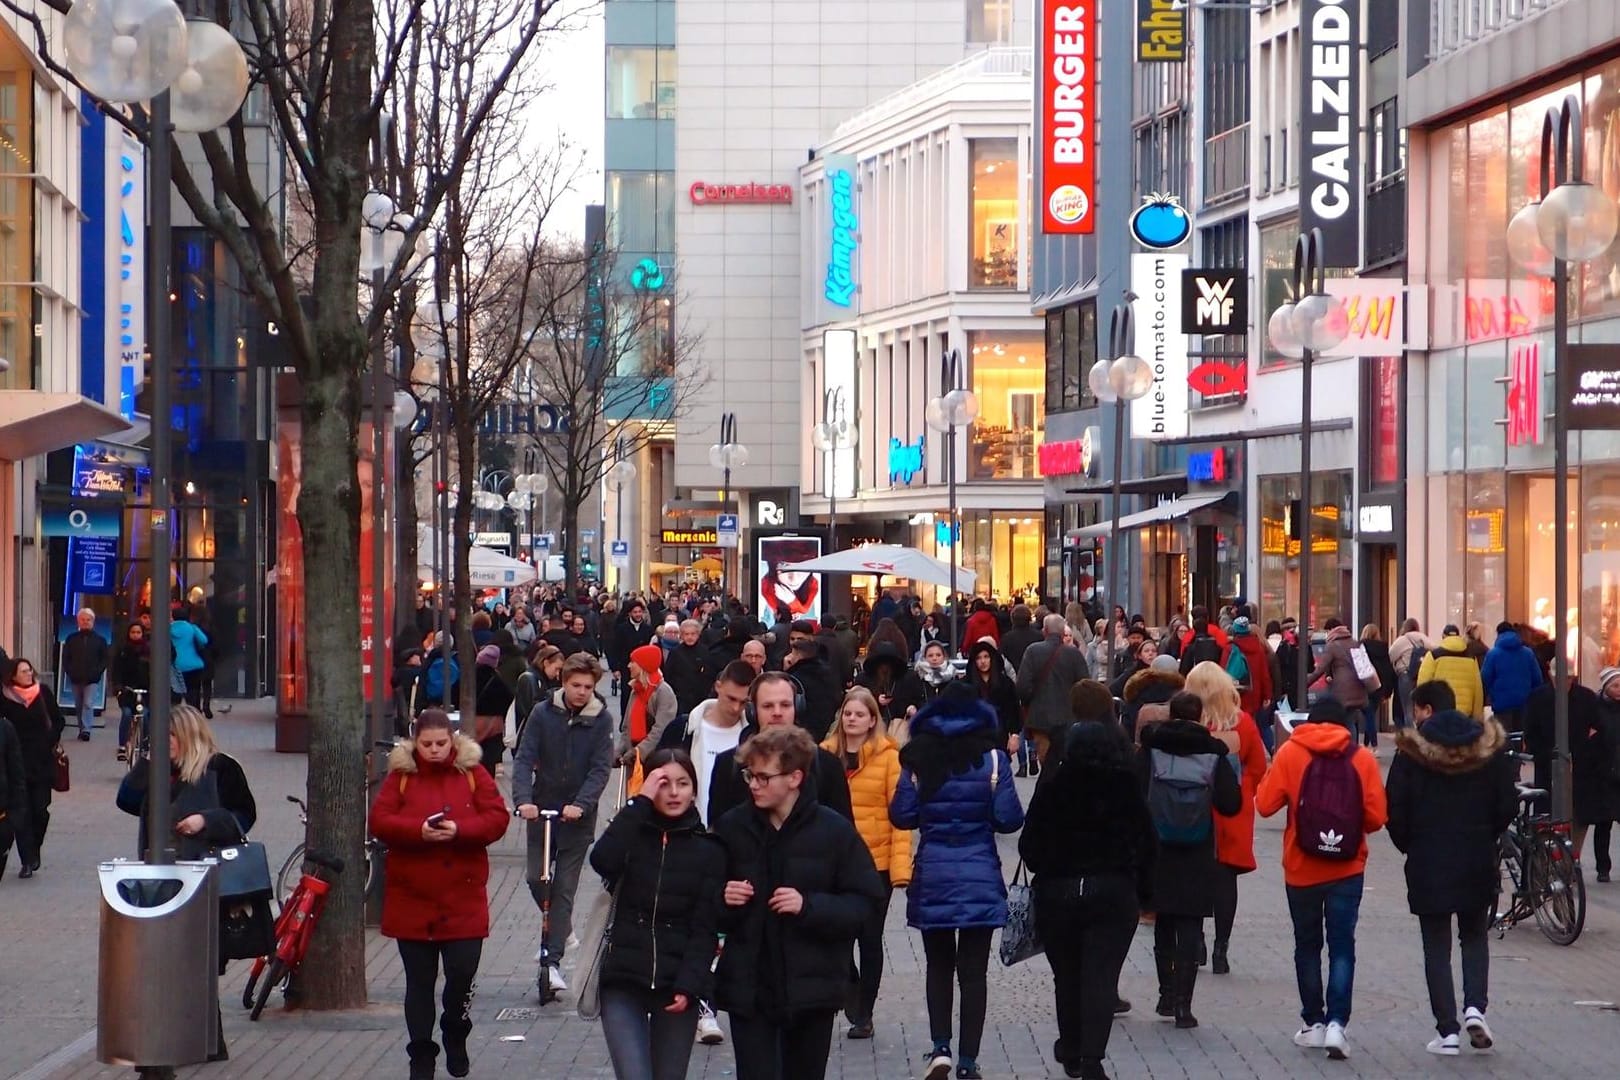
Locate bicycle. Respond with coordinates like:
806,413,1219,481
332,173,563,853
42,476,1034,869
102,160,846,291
273,741,395,901
1490,759,1586,946
243,849,345,1019
118,688,148,771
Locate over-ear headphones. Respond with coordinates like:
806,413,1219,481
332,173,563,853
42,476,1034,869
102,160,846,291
744,672,807,726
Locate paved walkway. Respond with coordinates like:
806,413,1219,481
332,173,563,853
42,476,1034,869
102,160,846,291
6,699,1620,1078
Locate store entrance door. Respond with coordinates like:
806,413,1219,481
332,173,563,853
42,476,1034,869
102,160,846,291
1362,544,1398,638
1150,553,1187,627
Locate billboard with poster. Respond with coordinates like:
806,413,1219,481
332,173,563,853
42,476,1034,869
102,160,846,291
754,532,824,631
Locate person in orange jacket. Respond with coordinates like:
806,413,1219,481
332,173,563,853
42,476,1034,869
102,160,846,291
1255,697,1387,1065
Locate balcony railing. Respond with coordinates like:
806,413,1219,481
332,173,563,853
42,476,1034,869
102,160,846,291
834,47,1032,137
1429,0,1570,62
1365,173,1407,266
1204,123,1250,206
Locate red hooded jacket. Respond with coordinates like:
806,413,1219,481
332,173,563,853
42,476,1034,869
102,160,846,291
371,734,511,941
1231,630,1274,716
962,609,1000,649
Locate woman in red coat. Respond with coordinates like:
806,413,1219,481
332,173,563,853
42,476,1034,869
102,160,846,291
371,709,511,1080
1184,662,1268,977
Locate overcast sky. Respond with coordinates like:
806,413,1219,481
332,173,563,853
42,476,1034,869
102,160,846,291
531,0,603,240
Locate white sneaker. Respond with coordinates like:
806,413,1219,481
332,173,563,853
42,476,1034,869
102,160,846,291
566,933,581,953
696,1013,724,1045
1293,1023,1326,1048
1427,1034,1460,1056
923,1052,952,1080
1324,1021,1349,1060
547,966,567,992
1463,1007,1494,1050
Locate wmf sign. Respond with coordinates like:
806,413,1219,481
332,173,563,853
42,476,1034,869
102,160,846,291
1180,270,1247,334
1301,0,1360,266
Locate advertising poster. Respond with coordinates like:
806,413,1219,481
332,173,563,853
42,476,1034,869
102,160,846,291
755,533,824,630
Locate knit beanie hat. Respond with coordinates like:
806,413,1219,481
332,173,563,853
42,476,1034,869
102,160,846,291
1150,653,1180,674
630,644,664,675
1600,667,1620,697
1231,616,1252,635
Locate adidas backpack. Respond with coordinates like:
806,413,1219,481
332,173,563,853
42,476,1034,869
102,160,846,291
1294,745,1364,860
1147,749,1218,846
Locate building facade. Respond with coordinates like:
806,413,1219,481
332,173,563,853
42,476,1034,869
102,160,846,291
800,47,1046,612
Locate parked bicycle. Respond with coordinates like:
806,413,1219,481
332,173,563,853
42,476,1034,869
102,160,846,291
120,688,148,773
273,741,395,901
244,849,345,1019
1491,743,1586,945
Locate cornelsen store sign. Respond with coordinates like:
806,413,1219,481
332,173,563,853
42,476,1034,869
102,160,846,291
1039,1,1095,235
689,181,793,206
1301,0,1360,266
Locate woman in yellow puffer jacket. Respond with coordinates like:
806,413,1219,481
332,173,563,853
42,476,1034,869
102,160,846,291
822,687,911,1040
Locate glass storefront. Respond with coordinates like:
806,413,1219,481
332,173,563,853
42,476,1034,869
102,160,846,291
0,31,34,390
607,46,675,120
967,330,1044,480
1257,470,1354,627
969,138,1019,289
903,512,1045,605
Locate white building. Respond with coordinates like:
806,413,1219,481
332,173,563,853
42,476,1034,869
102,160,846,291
800,47,1046,610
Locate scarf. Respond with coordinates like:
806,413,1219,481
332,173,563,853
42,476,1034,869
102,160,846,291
914,659,957,689
10,681,40,707
898,726,1001,801
628,676,661,744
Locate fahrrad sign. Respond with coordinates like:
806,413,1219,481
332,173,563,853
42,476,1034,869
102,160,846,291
1039,1,1095,235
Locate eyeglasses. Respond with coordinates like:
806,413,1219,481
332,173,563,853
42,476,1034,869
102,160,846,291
739,769,789,787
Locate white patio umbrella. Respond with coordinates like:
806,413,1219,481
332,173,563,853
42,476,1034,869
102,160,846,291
777,543,977,594
417,526,538,589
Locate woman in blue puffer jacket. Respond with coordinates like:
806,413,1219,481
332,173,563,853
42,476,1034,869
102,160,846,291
891,683,1024,1080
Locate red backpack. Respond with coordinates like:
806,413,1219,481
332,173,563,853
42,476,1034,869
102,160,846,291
1294,745,1364,860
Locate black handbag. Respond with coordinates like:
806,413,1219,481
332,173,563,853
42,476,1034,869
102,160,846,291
220,894,276,960
209,840,273,901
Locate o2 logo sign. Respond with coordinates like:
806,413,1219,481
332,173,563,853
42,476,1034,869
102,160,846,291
1128,193,1190,250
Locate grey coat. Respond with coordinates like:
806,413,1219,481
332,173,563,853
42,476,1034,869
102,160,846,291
1015,638,1092,735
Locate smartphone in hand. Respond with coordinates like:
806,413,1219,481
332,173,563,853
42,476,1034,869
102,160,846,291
425,810,448,828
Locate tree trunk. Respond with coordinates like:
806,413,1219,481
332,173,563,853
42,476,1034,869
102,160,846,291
396,433,419,640
560,490,580,599
296,326,369,1011
455,421,477,722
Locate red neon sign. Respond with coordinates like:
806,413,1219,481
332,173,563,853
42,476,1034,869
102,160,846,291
688,181,793,206
1040,1,1095,234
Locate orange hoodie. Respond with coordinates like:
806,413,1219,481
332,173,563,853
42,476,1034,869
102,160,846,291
1255,720,1388,887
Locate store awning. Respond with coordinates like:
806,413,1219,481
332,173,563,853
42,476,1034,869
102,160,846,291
1067,491,1238,540
0,392,130,461
1064,473,1189,497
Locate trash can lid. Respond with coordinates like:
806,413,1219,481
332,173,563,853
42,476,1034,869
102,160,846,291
98,860,213,916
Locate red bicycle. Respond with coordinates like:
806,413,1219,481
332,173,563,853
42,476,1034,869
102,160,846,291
243,848,344,1020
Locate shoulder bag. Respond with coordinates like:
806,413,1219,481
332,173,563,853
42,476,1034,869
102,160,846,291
574,885,618,1021
998,860,1042,966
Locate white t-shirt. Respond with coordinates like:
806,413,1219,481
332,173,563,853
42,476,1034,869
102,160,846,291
695,717,745,826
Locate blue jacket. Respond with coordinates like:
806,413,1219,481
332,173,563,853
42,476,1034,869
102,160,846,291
1481,631,1543,711
890,694,1024,931
171,621,210,674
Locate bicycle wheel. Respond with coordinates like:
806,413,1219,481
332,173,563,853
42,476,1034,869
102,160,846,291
242,957,267,1010
1532,834,1586,946
1489,833,1522,929
275,844,306,907
249,957,287,1021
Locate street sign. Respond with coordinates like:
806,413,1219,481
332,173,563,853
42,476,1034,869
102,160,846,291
581,528,597,543
610,539,630,569
716,513,740,550
537,533,553,552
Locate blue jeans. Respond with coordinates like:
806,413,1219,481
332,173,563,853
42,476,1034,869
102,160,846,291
73,684,93,735
118,704,134,745
599,985,698,1080
1286,874,1364,1027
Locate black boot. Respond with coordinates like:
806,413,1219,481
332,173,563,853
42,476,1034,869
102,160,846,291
1174,964,1199,1029
1211,940,1230,975
1198,932,1208,967
1154,949,1175,1017
408,1041,437,1080
1069,1060,1112,1080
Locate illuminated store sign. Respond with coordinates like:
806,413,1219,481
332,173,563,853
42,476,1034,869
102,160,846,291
1039,0,1095,234
889,436,925,486
1186,449,1229,484
662,528,718,545
1038,428,1097,477
1129,251,1190,441
823,155,859,309
688,181,793,205
1506,340,1542,447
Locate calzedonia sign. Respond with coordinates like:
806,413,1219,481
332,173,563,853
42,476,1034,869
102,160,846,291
689,181,793,206
1039,1,1095,235
1301,0,1360,265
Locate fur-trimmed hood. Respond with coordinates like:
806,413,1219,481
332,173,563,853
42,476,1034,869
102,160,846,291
387,732,484,775
1123,667,1183,703
1395,710,1505,774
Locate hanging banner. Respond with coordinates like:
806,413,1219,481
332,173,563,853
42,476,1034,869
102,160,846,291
1300,0,1361,265
1130,252,1190,440
1136,0,1186,62
1039,0,1095,234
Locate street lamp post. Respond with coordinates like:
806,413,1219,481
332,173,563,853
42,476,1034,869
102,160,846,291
1088,294,1154,680
927,349,980,653
1267,228,1350,711
709,413,748,597
1505,94,1619,824
605,438,638,592
812,387,857,553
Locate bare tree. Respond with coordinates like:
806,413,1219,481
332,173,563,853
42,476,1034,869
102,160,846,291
14,0,577,1008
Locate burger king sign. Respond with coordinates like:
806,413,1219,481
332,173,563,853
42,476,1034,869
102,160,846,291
1040,1,1095,235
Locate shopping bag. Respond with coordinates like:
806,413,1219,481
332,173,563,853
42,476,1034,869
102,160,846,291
998,861,1042,966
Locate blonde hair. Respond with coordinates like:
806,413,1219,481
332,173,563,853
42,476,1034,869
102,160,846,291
1185,661,1241,732
1360,624,1380,641
821,688,887,755
170,703,221,784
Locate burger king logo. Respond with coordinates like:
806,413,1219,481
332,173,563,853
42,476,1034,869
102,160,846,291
1049,184,1089,225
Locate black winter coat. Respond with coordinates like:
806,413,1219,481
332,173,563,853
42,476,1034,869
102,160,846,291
856,643,910,726
712,791,883,1019
1136,720,1241,916
0,717,29,836
117,751,257,860
1386,712,1517,915
966,668,1021,738
1021,722,1156,906
707,734,852,826
999,624,1042,671
62,629,111,686
663,644,714,717
587,799,726,1001
112,641,152,709
1362,638,1397,703
0,686,65,786
786,656,841,743
1526,683,1620,824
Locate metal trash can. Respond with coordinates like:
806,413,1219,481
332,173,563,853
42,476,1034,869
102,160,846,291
97,859,220,1066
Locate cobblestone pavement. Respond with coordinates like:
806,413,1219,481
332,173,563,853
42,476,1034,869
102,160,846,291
7,699,1620,1079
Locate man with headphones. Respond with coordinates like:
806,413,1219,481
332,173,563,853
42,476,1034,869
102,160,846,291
706,671,853,826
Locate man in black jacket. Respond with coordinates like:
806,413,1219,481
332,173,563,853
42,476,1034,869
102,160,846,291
999,604,1041,670
783,640,840,742
664,620,715,720
62,609,110,742
707,672,852,825
512,654,614,991
712,724,881,1079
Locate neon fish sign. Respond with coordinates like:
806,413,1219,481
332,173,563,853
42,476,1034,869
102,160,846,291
824,167,857,308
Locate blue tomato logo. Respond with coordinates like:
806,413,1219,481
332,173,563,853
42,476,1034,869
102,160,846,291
1128,193,1191,250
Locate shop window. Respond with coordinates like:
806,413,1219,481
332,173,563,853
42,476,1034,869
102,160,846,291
957,511,1044,602
1257,218,1297,370
605,171,674,255
1255,470,1353,627
967,0,1013,44
1043,300,1097,414
607,47,674,120
1581,466,1620,686
969,139,1019,289
966,331,1044,481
